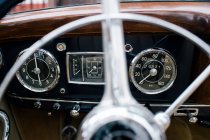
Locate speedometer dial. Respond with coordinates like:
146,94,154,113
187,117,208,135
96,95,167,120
16,49,60,92
129,48,177,94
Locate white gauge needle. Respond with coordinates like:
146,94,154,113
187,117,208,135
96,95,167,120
89,69,94,74
34,54,42,86
89,66,97,74
74,70,80,75
139,74,151,84
139,68,158,84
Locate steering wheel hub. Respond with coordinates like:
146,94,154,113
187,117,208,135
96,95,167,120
77,106,165,140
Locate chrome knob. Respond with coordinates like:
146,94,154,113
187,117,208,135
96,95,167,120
70,104,80,117
34,101,41,108
53,103,61,110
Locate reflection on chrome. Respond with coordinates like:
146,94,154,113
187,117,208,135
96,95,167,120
0,111,9,140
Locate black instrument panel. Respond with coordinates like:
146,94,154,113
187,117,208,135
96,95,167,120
0,34,195,110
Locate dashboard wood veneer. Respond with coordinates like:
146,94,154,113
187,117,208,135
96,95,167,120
0,2,210,42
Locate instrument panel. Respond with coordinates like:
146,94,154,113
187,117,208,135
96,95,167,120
1,34,195,110
66,52,104,85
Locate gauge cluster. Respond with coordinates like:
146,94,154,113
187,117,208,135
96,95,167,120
66,52,104,85
2,35,194,110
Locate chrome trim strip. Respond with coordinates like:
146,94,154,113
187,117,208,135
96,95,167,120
8,95,98,104
8,94,210,108
174,108,199,116
66,52,105,85
0,111,9,140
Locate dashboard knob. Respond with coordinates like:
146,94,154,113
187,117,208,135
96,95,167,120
70,104,80,117
34,101,41,109
53,103,61,110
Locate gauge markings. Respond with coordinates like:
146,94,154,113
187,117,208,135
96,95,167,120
16,49,60,92
129,48,177,94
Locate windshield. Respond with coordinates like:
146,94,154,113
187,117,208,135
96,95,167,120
11,0,210,13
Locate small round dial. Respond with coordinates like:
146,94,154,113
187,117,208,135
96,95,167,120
129,48,177,94
16,49,60,92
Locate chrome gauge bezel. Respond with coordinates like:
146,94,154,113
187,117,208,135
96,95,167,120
129,48,177,94
66,52,105,85
16,49,60,92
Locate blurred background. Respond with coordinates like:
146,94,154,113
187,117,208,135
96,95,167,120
11,0,100,13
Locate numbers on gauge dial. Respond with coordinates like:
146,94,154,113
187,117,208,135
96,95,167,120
16,49,60,92
129,48,177,94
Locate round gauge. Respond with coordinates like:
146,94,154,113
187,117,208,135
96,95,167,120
129,48,177,94
16,49,60,92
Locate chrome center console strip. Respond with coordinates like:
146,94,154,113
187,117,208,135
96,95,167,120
0,111,9,140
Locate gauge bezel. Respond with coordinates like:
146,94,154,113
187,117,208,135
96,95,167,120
129,48,177,94
16,49,60,92
66,52,105,85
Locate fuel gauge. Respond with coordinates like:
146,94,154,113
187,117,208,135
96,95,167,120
68,54,83,82
72,57,82,79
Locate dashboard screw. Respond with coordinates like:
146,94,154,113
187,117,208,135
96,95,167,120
60,88,66,94
124,44,133,53
56,43,66,51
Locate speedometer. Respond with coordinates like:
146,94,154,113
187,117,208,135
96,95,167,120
16,49,60,92
129,48,177,94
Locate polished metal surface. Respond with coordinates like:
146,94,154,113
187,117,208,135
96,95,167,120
0,111,9,140
8,94,210,108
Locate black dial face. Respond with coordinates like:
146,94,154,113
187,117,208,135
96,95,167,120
67,52,104,84
129,48,177,94
16,49,60,92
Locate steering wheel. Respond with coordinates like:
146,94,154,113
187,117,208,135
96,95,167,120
1,0,210,140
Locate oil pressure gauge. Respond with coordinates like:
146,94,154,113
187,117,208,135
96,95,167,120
16,49,60,92
129,48,177,94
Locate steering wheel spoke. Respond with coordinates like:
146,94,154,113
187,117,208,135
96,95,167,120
1,0,210,140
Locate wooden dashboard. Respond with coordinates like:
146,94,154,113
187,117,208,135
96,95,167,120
0,2,210,41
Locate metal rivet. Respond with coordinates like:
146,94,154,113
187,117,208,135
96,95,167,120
60,88,66,94
124,44,133,53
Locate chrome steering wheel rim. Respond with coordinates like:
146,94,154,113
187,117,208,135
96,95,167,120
0,4,210,140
